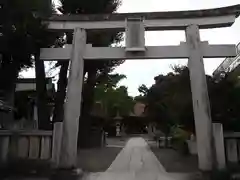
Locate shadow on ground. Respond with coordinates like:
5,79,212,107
77,146,122,172
77,137,128,172
151,147,198,173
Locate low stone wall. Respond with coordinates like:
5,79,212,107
0,130,53,164
213,123,240,170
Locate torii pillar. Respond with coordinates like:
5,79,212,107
59,28,86,168
186,24,214,171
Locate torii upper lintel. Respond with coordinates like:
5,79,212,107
45,4,240,31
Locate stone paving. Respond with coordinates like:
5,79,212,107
83,137,190,180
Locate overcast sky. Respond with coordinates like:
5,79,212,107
21,0,240,96
114,0,240,96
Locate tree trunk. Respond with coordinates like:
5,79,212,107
35,50,50,130
78,69,97,148
52,61,69,122
52,32,73,124
0,57,18,128
1,80,16,129
81,69,97,116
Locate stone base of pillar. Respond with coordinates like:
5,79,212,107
50,168,84,180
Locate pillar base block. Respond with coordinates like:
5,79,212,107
51,168,84,180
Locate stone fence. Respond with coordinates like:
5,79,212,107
213,123,240,169
0,122,62,167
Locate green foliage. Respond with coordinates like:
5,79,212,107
138,84,149,96
142,65,240,134
54,0,123,120
143,66,193,133
94,73,134,117
59,0,123,75
0,0,56,91
170,125,190,153
60,0,121,14
209,73,240,131
171,125,189,140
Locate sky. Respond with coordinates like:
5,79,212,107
113,0,240,96
21,0,240,96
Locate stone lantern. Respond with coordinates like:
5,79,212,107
114,111,122,137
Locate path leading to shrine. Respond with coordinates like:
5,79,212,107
83,137,192,180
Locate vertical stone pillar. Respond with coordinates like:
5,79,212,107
226,139,238,163
33,105,38,129
59,28,86,168
212,123,226,169
52,122,63,167
0,136,9,163
186,25,213,171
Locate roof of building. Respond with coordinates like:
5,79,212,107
17,78,53,84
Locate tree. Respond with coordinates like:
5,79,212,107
94,73,134,118
0,0,56,128
138,84,149,96
209,72,240,131
145,66,194,134
144,65,240,135
52,0,123,124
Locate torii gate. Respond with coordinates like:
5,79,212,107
41,5,240,171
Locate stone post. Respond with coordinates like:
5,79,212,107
33,105,38,129
212,123,226,169
52,122,63,167
186,24,213,171
0,136,9,163
59,28,86,168
226,139,238,163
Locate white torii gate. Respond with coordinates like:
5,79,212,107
41,5,240,171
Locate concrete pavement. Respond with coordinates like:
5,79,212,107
83,137,187,180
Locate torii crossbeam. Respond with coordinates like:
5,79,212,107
42,5,240,171
45,4,240,31
41,42,236,60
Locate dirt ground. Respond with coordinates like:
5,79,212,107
150,144,199,173
77,146,122,172
78,135,199,173
77,137,128,172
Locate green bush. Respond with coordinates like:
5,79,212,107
170,125,190,154
171,126,189,139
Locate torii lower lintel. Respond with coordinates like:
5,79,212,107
40,43,237,61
